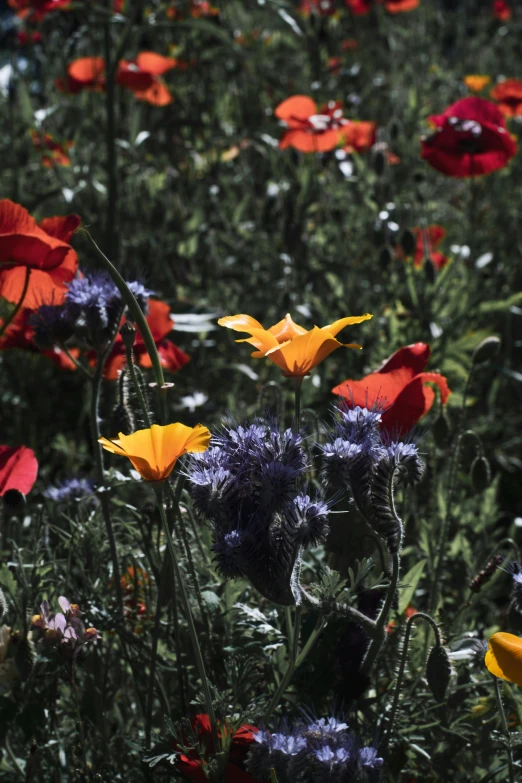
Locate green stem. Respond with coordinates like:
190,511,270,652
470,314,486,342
125,343,152,427
0,267,30,340
492,677,515,783
145,547,169,748
71,662,88,775
153,485,219,754
104,0,118,261
382,611,441,752
361,551,400,677
293,377,303,432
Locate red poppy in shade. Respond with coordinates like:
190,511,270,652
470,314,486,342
492,0,512,21
117,52,177,106
30,130,73,168
103,299,190,380
8,0,70,20
275,96,349,153
0,445,38,496
0,309,80,372
166,0,219,18
332,342,451,435
145,714,258,782
0,201,80,309
17,30,43,45
400,225,449,270
342,120,377,153
298,0,337,16
345,0,418,13
57,57,106,94
490,79,522,118
421,97,517,177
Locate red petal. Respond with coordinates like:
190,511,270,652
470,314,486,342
0,445,38,495
332,367,406,409
136,52,178,75
116,62,154,91
39,214,81,243
68,57,105,84
141,299,174,342
381,372,451,435
131,80,173,106
275,95,317,122
138,340,190,372
377,342,431,375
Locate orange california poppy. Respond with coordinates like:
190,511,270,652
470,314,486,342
0,200,80,309
464,75,491,93
342,120,377,153
218,312,372,377
485,633,522,687
275,96,349,153
99,423,211,482
490,79,522,117
116,52,177,106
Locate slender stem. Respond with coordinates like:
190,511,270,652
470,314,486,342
293,377,303,432
292,606,302,664
90,359,124,618
492,677,515,783
361,551,400,677
125,343,152,427
300,587,378,636
263,615,327,723
59,345,93,378
104,0,118,261
71,662,88,775
153,486,219,754
145,548,169,748
382,611,441,753
0,267,30,340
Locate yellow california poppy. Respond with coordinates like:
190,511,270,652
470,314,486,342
218,312,372,378
464,75,491,93
485,632,522,687
99,423,211,482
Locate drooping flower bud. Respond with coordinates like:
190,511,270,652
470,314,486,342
472,336,501,365
470,455,491,493
426,643,451,702
400,230,417,257
432,409,451,447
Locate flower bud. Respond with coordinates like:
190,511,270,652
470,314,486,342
470,455,491,493
400,230,416,257
120,321,136,350
426,643,451,702
379,245,394,269
472,336,500,365
432,409,450,447
424,257,436,284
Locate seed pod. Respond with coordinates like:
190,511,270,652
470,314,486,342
120,321,136,350
379,245,394,269
472,336,501,365
13,633,36,682
471,456,491,493
426,644,451,702
400,230,416,257
469,554,504,593
432,409,450,447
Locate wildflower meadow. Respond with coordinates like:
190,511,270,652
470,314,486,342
1,0,522,780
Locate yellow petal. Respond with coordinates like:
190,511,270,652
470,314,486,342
485,633,522,687
183,423,212,454
98,437,128,456
237,328,281,357
321,313,373,337
267,313,307,342
218,314,265,334
275,328,340,376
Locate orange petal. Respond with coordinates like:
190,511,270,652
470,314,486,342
136,52,178,75
68,56,105,84
485,633,522,687
321,313,372,337
275,327,342,376
132,80,173,106
275,95,317,122
218,314,265,334
267,313,307,342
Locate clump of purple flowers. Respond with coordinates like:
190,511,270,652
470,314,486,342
31,597,100,658
246,715,383,782
321,405,425,554
186,420,330,606
44,478,95,504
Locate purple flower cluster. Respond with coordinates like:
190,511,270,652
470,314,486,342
44,477,95,504
186,420,329,606
321,405,425,553
246,715,383,783
31,272,152,350
32,597,100,658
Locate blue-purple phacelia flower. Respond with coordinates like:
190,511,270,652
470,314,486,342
30,304,75,349
44,478,95,504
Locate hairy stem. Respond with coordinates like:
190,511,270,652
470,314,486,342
492,676,515,783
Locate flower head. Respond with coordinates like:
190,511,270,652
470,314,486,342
32,597,100,658
218,312,372,377
275,96,350,153
421,97,517,177
485,632,522,687
400,225,449,270
44,478,95,503
492,0,511,21
464,75,491,93
99,422,211,482
490,79,522,118
117,52,178,106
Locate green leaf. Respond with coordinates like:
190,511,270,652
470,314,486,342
0,565,17,597
398,559,427,614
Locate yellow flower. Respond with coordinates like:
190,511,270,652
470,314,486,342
464,75,491,92
99,423,211,482
218,312,372,377
485,632,522,687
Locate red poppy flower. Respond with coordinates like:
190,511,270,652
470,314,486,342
492,0,511,21
342,120,377,153
345,0,418,13
30,130,73,168
0,309,79,371
332,342,451,435
490,79,522,118
0,445,38,496
0,200,80,309
298,0,337,16
17,30,43,45
117,52,177,106
421,97,517,177
8,0,70,20
57,57,106,94
103,299,190,380
400,225,449,270
275,96,349,153
166,1,219,19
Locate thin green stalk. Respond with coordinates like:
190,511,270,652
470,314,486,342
145,548,169,748
104,0,118,261
0,267,30,340
492,677,515,783
71,662,88,776
125,343,152,427
293,377,303,432
153,485,219,755
361,550,400,677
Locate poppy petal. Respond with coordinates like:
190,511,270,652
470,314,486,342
218,314,265,333
0,445,38,495
377,342,431,375
135,52,178,75
275,95,317,123
485,633,522,687
39,214,81,243
322,313,373,337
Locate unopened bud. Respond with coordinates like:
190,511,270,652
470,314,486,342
3,489,26,509
472,336,500,365
432,409,450,447
400,230,416,257
389,119,401,141
471,456,491,493
379,246,394,269
424,257,436,284
120,322,136,350
426,643,451,702
373,148,386,177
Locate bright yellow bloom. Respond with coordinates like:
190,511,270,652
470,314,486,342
218,312,372,377
485,632,522,687
464,75,491,92
99,423,211,482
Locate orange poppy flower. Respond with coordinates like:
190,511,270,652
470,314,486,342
99,423,211,482
275,96,349,153
490,79,522,117
57,57,106,94
342,120,377,153
0,200,80,309
218,312,372,377
103,298,190,380
30,130,73,168
485,633,522,687
464,75,491,93
117,52,177,106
